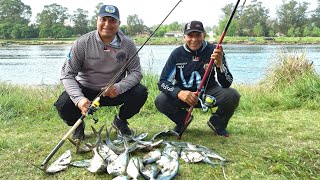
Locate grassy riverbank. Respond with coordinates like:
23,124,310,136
0,52,319,179
1,36,320,46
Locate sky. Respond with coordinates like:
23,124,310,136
21,0,318,27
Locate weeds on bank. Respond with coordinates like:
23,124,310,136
236,50,320,113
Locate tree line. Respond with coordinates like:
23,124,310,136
0,0,320,39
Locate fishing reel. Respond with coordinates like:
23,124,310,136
199,94,216,112
87,98,101,124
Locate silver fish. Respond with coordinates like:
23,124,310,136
127,156,143,180
180,148,206,163
112,175,130,180
151,130,179,141
142,149,162,164
87,126,108,173
106,126,127,154
70,159,91,167
99,143,118,164
136,139,163,151
139,164,160,180
186,143,227,163
156,154,179,180
107,139,130,176
113,132,148,145
162,142,180,159
87,147,108,173
46,150,71,174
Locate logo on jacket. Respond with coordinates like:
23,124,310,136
176,62,187,69
192,56,199,61
116,52,126,63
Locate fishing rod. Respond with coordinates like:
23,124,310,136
178,0,243,139
38,0,183,171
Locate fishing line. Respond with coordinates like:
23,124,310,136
96,0,183,99
38,0,183,170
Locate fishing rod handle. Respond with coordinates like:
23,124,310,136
40,118,84,167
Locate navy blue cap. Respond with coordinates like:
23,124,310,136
184,21,205,35
99,5,120,20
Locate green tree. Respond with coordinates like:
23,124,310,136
11,24,23,38
288,27,295,37
120,25,127,34
72,8,90,35
311,0,320,28
51,24,72,38
36,3,68,27
311,27,320,36
303,26,311,37
276,0,309,36
269,30,275,37
89,3,103,31
217,17,238,36
237,0,269,36
253,22,263,36
221,2,244,21
0,22,13,38
38,24,52,38
152,25,167,37
0,0,31,24
127,14,144,36
266,19,278,36
167,21,181,31
10,24,37,38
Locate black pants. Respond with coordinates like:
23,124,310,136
54,83,148,126
154,85,240,129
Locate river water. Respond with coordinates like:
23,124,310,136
0,44,319,85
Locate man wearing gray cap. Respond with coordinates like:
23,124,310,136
155,20,240,137
54,4,148,139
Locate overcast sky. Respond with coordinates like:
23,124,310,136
21,0,318,27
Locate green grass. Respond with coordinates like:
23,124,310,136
0,52,320,179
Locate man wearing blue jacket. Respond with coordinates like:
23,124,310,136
155,20,240,137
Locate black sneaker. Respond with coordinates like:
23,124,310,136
173,115,193,135
112,115,133,136
207,119,229,137
72,121,85,140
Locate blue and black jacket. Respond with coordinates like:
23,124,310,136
158,41,233,98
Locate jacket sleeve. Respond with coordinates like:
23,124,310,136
157,53,181,98
60,39,86,105
216,54,233,88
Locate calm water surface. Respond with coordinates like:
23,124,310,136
0,44,319,85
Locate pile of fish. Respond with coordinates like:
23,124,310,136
44,125,228,179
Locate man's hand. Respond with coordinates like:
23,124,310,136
77,97,91,115
177,90,198,106
103,85,118,98
211,45,223,68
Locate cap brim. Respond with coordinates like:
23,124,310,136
184,29,205,35
99,13,119,20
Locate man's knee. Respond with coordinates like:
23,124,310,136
154,93,170,113
231,89,240,108
54,91,81,125
130,84,148,102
